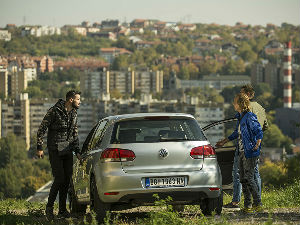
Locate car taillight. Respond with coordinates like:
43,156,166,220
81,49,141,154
190,145,216,159
100,148,136,162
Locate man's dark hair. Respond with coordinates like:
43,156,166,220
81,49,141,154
241,84,255,99
66,90,81,101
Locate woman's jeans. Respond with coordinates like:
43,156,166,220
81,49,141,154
232,149,261,203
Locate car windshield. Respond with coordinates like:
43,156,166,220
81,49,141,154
111,118,206,144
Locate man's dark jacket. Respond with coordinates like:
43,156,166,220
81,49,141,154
37,99,80,154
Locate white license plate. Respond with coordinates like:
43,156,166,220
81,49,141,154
145,177,185,188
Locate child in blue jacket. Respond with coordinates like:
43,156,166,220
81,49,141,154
216,93,263,213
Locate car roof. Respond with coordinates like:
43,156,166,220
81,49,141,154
103,113,195,122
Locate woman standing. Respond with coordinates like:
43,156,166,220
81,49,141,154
216,93,263,213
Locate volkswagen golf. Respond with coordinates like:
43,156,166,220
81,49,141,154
68,113,235,221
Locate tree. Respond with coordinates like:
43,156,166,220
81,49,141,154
263,124,292,153
220,85,242,103
254,83,271,96
223,59,246,75
132,89,142,100
285,154,300,182
110,89,122,99
178,66,190,80
237,42,257,63
112,55,129,70
198,60,221,75
260,160,287,187
0,133,51,199
293,85,300,103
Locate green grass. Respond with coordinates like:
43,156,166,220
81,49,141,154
222,179,300,209
0,180,299,225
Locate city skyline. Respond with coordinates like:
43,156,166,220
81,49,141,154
0,0,299,27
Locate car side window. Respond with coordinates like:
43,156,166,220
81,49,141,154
81,125,97,154
90,120,108,149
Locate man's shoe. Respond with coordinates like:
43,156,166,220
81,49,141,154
240,207,254,214
253,205,263,213
45,206,54,221
223,202,240,208
57,210,71,219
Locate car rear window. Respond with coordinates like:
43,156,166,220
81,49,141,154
111,118,206,144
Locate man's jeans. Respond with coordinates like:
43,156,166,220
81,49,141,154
232,149,261,203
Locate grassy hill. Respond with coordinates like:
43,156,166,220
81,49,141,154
0,181,299,225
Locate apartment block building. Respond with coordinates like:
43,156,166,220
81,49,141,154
184,103,224,146
275,106,300,141
81,69,164,98
0,93,30,149
1,95,225,150
0,55,53,99
251,62,282,93
168,73,250,91
251,62,300,94
0,70,8,98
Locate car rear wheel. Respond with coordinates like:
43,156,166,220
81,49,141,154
90,177,110,223
68,183,87,214
200,192,223,216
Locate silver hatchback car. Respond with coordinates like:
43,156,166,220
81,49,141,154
68,113,234,221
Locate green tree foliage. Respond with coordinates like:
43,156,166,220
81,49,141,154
260,154,300,187
293,85,300,103
112,54,129,70
285,153,300,181
0,133,51,199
237,42,257,63
25,69,81,99
110,89,122,99
263,124,286,147
220,85,242,103
260,160,287,187
223,59,246,75
113,36,135,52
0,34,112,56
198,60,221,75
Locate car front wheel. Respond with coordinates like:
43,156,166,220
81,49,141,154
90,177,110,223
68,182,87,214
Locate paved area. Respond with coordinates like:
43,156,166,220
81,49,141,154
26,181,53,202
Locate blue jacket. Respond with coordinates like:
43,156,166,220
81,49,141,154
228,111,263,159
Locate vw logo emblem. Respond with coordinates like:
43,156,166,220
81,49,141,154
159,149,169,158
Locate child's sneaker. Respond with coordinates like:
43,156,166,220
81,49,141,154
253,205,263,213
240,207,254,214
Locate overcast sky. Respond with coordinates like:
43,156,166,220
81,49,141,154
0,0,299,27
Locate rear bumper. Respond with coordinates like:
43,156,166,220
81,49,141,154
94,164,222,203
118,191,208,206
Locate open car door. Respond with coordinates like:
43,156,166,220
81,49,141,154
202,117,237,190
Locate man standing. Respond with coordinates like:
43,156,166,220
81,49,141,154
222,84,268,209
36,90,81,220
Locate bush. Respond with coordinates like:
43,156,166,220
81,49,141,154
260,160,287,187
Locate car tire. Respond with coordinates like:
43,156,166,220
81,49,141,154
68,182,87,214
90,177,110,223
200,192,223,216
